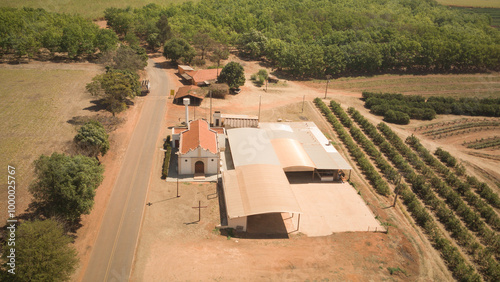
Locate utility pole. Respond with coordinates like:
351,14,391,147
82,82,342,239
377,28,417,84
324,74,332,99
209,90,213,126
176,178,180,198
258,95,262,122
301,95,305,113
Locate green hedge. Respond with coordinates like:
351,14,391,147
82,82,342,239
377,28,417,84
162,135,171,179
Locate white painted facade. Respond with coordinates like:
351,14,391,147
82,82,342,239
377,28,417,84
178,147,219,175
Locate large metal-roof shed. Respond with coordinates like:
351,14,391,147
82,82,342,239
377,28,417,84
221,123,352,232
222,164,302,219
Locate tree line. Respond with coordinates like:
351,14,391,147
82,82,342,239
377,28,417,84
3,1,500,76
362,92,500,124
0,7,119,59
103,0,499,77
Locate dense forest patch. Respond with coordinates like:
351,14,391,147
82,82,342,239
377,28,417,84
103,0,500,77
0,8,119,60
2,0,500,77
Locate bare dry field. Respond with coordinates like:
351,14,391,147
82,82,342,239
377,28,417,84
0,62,104,223
306,73,500,99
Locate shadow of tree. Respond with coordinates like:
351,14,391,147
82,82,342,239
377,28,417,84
83,99,108,112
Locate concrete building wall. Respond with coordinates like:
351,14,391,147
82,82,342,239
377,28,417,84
227,216,247,232
171,133,181,148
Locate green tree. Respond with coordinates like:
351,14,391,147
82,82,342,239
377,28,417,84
96,29,118,54
239,29,267,58
104,7,134,36
29,153,104,223
193,32,214,60
74,120,110,158
163,37,196,63
112,45,147,71
147,33,160,50
218,61,245,89
86,69,139,116
60,22,98,59
41,26,62,54
156,14,172,45
1,220,78,281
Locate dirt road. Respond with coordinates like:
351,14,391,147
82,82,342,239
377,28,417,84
82,59,171,282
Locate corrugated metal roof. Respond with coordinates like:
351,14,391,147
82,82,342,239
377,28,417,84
222,164,302,218
271,139,315,171
329,152,352,170
220,114,258,119
226,128,280,167
178,65,194,71
260,122,352,170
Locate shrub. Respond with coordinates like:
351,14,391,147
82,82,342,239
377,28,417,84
384,110,410,125
252,69,268,87
208,83,229,99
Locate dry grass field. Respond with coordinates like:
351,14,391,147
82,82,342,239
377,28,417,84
307,73,500,98
436,0,500,8
0,63,103,223
0,0,191,19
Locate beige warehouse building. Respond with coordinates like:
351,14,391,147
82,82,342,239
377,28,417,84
221,122,352,232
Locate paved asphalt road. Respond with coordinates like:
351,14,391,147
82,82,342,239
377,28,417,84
83,59,170,282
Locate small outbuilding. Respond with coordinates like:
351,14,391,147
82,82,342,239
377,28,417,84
178,65,194,74
213,111,259,128
173,86,205,106
183,69,219,86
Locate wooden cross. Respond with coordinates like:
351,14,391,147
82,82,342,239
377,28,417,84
192,201,207,222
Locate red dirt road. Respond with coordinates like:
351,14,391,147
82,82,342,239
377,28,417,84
82,58,172,281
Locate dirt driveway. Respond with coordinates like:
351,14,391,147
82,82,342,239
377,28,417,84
290,183,383,236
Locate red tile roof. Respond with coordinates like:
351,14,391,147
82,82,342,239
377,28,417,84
186,69,219,84
179,119,218,154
